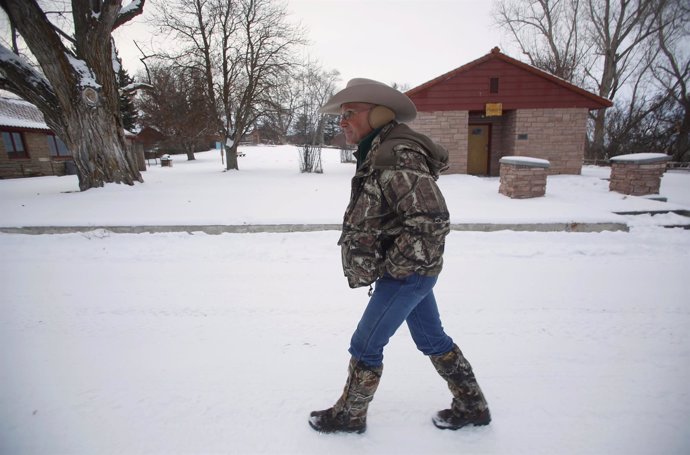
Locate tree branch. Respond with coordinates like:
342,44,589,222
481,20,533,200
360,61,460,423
0,44,59,119
114,0,146,30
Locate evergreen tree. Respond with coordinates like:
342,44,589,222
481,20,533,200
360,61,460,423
115,51,138,131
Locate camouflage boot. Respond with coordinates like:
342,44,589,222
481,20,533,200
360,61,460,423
430,344,491,430
309,358,383,434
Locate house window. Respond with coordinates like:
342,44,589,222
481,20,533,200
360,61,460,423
47,134,71,157
2,131,28,159
490,77,499,94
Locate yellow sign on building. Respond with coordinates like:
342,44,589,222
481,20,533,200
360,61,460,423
485,103,503,117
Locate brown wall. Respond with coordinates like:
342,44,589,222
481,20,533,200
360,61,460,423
407,107,588,175
1,129,146,179
0,129,70,178
407,111,469,174
511,108,588,175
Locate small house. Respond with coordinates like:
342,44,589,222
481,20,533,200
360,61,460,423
406,48,612,175
0,96,73,178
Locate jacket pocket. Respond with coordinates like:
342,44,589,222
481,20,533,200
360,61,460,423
339,232,385,288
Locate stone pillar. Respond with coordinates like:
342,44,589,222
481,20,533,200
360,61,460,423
609,153,671,196
499,156,550,199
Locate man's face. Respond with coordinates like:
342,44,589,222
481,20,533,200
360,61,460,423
339,102,374,145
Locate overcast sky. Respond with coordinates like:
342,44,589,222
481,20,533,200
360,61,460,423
112,0,511,91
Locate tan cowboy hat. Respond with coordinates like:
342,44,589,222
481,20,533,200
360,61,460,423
320,78,417,122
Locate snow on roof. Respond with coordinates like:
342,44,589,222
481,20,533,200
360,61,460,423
0,97,50,131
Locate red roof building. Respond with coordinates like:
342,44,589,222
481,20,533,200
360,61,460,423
406,48,611,175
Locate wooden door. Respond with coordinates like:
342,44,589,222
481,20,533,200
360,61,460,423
467,125,490,175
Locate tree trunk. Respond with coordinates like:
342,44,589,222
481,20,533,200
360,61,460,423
0,0,145,191
312,115,326,146
589,109,608,160
673,104,690,162
225,121,244,170
225,143,239,170
589,46,618,160
66,105,140,190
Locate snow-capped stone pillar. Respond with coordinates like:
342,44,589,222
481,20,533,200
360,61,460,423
160,154,173,167
499,156,550,199
609,153,671,196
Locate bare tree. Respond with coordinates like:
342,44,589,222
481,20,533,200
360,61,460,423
261,71,301,143
222,0,304,169
0,0,145,191
494,0,669,160
136,64,217,160
149,0,304,171
284,61,338,173
495,0,589,82
653,0,690,161
604,90,674,157
296,61,339,145
584,0,667,159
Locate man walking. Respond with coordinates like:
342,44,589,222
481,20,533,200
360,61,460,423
309,78,491,434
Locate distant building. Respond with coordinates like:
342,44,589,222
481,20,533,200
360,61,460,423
0,96,74,178
406,48,612,175
0,96,145,179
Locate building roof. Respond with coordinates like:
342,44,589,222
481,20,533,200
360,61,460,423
0,96,50,131
0,96,143,141
406,47,612,111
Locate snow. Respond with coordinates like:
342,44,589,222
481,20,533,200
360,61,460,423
499,156,551,168
118,0,144,17
1,145,690,454
1,146,689,229
66,54,101,89
111,47,121,74
610,153,671,163
0,45,53,92
0,115,47,131
120,82,153,93
0,97,49,131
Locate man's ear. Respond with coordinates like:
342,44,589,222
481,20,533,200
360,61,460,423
368,106,395,129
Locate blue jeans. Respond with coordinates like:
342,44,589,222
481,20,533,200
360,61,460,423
349,273,454,367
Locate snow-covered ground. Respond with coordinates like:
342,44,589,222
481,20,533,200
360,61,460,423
1,146,689,228
1,146,689,454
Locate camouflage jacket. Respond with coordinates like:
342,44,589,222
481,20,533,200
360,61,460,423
338,122,451,288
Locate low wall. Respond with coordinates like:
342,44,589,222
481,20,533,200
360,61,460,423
609,153,670,196
499,156,550,199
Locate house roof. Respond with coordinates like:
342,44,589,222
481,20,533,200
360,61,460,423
0,96,50,131
406,47,612,110
0,96,139,138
